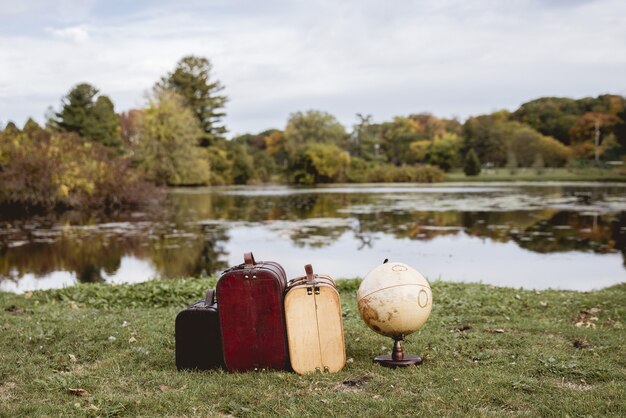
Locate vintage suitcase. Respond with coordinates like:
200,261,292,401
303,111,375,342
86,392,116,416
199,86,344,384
175,289,224,371
216,252,289,372
284,264,346,374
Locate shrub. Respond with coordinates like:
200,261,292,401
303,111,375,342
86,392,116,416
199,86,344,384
464,149,481,176
0,129,158,210
347,162,444,183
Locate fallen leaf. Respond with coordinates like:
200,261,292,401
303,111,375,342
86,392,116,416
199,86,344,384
69,354,77,362
539,301,548,307
69,302,79,310
68,388,89,397
346,358,354,364
320,399,329,404
24,292,33,299
108,336,117,341
159,385,170,392
128,337,137,343
494,328,505,333
122,321,130,328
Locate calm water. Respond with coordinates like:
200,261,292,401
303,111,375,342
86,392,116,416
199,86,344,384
1,182,625,292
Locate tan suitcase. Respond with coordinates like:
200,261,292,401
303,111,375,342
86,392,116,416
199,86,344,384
284,264,346,374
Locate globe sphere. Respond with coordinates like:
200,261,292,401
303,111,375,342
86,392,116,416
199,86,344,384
357,262,432,338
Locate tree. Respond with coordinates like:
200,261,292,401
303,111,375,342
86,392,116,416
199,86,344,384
350,113,382,161
52,83,121,148
568,112,621,160
379,116,424,165
508,126,571,167
1,121,20,140
284,110,348,152
426,132,461,171
119,109,143,147
461,112,511,167
291,143,350,184
157,55,227,145
228,143,255,185
464,149,481,176
133,90,210,186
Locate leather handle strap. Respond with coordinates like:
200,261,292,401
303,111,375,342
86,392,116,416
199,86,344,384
205,289,215,305
305,264,314,281
244,252,256,267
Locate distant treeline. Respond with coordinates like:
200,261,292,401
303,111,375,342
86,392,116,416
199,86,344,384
1,54,625,211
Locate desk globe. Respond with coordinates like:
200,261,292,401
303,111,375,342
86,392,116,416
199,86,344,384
357,260,432,368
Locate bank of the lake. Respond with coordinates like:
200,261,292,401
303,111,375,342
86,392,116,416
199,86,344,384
445,167,626,182
1,278,624,416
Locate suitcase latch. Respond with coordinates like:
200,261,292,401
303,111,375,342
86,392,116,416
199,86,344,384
306,286,320,295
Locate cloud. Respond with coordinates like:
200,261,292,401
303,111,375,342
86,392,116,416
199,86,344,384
0,0,625,133
48,25,90,43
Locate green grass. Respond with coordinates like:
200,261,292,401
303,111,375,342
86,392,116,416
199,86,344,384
445,167,626,182
1,279,625,417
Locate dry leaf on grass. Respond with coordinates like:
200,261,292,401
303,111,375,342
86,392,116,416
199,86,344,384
68,354,77,362
68,388,90,397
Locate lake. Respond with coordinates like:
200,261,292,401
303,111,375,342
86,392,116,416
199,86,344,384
1,182,625,292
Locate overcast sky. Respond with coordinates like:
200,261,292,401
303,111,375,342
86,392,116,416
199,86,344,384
1,0,625,136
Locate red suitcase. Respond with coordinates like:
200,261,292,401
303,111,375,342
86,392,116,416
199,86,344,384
216,252,289,371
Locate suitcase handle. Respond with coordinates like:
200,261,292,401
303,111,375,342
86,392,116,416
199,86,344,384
305,264,314,281
244,252,256,267
205,289,215,305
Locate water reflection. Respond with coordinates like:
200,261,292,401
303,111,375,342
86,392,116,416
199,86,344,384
1,183,625,292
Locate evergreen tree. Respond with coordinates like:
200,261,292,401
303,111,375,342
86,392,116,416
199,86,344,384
157,55,227,145
464,149,481,176
53,83,121,148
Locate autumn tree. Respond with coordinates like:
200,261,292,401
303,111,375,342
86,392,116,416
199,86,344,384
568,112,622,160
508,127,571,167
52,83,121,148
133,90,210,186
379,116,424,165
291,143,350,184
157,55,227,145
426,132,461,171
284,110,348,152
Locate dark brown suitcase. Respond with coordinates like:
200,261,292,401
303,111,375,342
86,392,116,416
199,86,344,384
216,252,289,372
175,289,224,371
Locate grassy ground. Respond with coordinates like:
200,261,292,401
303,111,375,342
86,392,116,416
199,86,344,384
445,167,626,182
1,279,625,417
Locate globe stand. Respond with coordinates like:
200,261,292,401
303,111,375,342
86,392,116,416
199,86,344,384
374,336,422,368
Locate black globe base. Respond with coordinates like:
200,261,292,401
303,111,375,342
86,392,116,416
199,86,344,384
374,355,422,368
373,337,423,368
